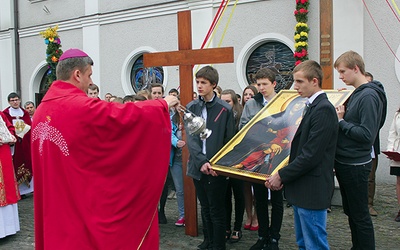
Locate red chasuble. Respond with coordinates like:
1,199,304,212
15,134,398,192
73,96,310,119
32,81,171,250
2,107,32,185
0,112,20,207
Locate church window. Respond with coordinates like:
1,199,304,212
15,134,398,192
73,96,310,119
130,55,164,93
246,42,295,92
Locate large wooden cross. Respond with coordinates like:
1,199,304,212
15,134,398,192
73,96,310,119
320,0,333,89
143,10,234,236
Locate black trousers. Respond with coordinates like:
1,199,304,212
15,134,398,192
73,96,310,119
335,161,375,250
253,183,283,240
225,177,245,232
194,175,228,250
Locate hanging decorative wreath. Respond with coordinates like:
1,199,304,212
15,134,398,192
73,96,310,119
294,0,310,65
39,25,63,88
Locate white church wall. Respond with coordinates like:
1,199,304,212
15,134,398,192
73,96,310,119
0,0,16,109
0,33,16,109
85,0,98,15
19,28,83,104
333,0,364,90
0,0,12,29
19,35,46,105
211,0,307,95
18,0,85,28
363,0,400,184
2,0,398,184
306,0,320,66
99,0,183,14
99,13,178,97
83,24,101,87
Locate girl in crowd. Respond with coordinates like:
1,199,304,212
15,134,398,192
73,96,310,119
241,85,259,231
242,85,258,106
387,106,400,222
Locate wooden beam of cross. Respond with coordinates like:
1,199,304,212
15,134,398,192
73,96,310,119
320,0,333,89
143,10,234,236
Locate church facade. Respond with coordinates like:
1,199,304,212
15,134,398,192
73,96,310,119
0,0,399,183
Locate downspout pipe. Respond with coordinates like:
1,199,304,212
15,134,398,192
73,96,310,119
13,0,21,95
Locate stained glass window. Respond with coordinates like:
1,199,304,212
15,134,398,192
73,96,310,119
130,55,164,93
246,42,295,92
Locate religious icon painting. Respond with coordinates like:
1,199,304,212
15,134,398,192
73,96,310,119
210,90,353,184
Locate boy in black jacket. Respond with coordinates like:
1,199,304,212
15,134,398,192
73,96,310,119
186,66,235,250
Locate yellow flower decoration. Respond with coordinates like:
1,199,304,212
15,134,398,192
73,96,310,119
39,25,59,39
295,22,308,28
294,0,309,65
39,24,63,88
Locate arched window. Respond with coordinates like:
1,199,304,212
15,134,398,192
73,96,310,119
35,69,51,106
236,34,295,92
130,55,164,93
246,42,295,92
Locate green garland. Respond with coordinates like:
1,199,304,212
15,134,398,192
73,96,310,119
39,25,63,88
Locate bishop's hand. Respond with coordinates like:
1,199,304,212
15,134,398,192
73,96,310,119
164,95,180,109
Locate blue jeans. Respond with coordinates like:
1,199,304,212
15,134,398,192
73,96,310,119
170,160,184,218
194,175,228,250
293,205,329,250
335,161,375,250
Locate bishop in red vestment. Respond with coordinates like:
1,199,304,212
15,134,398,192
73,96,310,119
31,49,178,250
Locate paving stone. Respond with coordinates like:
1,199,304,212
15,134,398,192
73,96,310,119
1,184,400,249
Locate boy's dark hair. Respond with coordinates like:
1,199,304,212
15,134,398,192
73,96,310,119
254,68,276,83
133,95,147,102
88,83,99,91
24,101,35,108
168,88,179,95
150,83,164,94
8,92,20,101
195,66,219,86
123,95,135,103
365,72,374,81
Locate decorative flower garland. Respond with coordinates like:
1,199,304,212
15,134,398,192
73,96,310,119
39,25,63,87
294,0,310,66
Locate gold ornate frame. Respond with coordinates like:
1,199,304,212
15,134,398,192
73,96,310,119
210,90,353,184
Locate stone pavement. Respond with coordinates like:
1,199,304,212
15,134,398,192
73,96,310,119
1,184,400,249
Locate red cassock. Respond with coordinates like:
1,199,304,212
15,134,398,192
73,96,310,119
2,107,32,185
0,112,20,207
32,81,171,250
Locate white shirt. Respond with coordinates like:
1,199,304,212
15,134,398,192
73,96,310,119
307,90,324,105
201,94,216,155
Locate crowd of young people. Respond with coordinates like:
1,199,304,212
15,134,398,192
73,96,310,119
2,48,398,250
